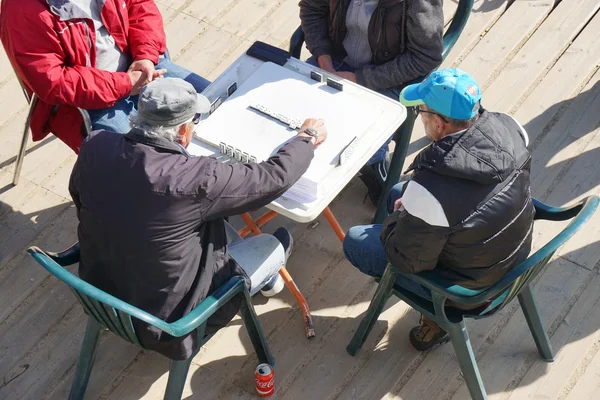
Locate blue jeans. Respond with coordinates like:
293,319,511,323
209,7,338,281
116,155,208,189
306,56,400,165
343,182,432,300
88,58,211,133
224,222,284,296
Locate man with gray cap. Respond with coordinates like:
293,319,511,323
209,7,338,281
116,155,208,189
69,78,327,360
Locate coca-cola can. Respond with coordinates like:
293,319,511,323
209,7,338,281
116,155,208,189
255,363,275,397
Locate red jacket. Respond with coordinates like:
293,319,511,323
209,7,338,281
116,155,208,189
0,0,167,152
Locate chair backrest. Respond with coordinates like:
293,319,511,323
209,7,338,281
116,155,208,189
70,286,145,347
27,247,170,349
479,196,599,315
12,68,92,137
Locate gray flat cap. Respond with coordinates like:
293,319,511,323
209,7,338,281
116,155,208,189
137,78,211,127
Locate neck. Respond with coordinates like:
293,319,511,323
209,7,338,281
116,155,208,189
441,115,479,139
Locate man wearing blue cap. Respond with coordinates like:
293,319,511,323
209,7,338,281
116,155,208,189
343,68,533,351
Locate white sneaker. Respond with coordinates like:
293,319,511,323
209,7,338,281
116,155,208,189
260,274,285,297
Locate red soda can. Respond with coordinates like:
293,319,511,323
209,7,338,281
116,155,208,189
255,363,274,397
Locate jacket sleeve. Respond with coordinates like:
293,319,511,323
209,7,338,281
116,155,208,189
126,0,167,64
355,0,443,90
381,209,448,274
299,0,333,58
202,136,315,220
2,7,131,109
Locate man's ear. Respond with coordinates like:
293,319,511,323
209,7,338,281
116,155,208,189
435,115,447,133
177,123,188,137
178,123,193,147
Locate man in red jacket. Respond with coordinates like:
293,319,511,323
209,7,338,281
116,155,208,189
0,0,210,152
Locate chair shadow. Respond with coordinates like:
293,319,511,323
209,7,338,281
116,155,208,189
475,241,600,397
0,134,57,171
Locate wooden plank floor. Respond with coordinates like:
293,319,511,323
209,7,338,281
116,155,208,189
1,1,600,399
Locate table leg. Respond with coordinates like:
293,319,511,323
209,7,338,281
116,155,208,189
238,212,315,338
279,266,315,338
239,211,279,238
372,107,416,224
240,212,262,237
322,207,345,242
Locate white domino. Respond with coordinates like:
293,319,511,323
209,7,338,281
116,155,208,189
251,103,302,129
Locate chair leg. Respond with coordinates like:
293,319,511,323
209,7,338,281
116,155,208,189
446,320,487,400
13,114,31,186
346,265,396,356
69,317,102,400
239,291,275,366
164,357,194,400
518,285,554,362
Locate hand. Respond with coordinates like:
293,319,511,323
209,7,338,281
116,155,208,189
127,70,145,95
298,118,327,148
129,59,156,85
393,198,403,212
335,71,356,83
152,68,167,80
317,55,336,73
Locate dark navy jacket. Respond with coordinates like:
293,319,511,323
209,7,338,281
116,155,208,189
69,129,314,359
381,110,534,289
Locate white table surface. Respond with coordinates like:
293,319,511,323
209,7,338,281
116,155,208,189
188,51,406,223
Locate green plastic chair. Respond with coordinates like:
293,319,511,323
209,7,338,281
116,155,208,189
27,243,273,400
346,196,599,400
289,0,475,223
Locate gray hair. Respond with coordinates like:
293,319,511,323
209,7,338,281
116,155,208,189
445,102,481,130
129,113,191,142
447,114,479,130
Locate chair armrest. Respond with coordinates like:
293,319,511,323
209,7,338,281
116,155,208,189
44,242,81,266
399,195,600,306
398,269,489,304
442,0,474,61
289,26,305,59
28,246,248,338
28,245,172,329
167,276,247,337
533,198,585,221
77,108,92,137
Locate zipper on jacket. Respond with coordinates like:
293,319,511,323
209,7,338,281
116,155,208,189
83,20,93,67
382,12,388,59
335,0,351,53
373,8,384,63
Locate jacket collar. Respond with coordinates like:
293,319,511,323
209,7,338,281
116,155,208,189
46,0,107,21
125,128,190,157
406,109,518,185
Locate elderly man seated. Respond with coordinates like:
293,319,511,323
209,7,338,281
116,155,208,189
69,78,327,360
343,68,534,351
0,0,209,152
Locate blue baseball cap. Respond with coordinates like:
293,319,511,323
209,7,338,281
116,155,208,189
399,68,482,120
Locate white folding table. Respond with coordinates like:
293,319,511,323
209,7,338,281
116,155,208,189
188,48,406,338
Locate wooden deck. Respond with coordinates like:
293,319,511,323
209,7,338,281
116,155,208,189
1,0,600,398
